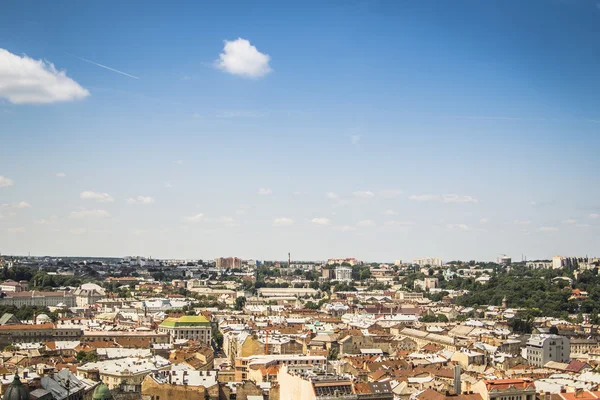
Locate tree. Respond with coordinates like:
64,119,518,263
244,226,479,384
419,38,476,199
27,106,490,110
549,326,559,335
234,296,247,311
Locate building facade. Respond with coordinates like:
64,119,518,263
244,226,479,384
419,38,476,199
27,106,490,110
526,334,570,367
158,315,212,346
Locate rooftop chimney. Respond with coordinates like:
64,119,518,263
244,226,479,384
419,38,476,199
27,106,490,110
453,365,461,395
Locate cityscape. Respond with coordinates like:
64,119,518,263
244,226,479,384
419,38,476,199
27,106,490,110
1,1,600,400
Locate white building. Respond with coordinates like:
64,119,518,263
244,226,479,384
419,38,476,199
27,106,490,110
526,334,570,367
334,266,352,282
414,277,439,291
413,258,443,267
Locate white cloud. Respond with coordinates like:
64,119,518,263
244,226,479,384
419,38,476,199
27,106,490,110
69,228,87,235
185,213,204,223
408,194,478,203
514,220,531,225
447,223,470,231
126,196,155,205
538,226,559,232
273,217,294,226
442,194,478,203
35,215,58,225
529,201,537,206
16,201,31,209
385,220,415,226
235,208,248,215
69,209,110,219
576,223,590,228
311,217,330,225
562,219,577,224
55,172,66,178
334,225,355,232
164,182,172,188
80,191,114,203
217,216,238,227
480,218,489,224
7,227,26,233
173,160,184,165
357,219,376,227
0,176,14,188
215,38,272,78
326,192,339,200
258,188,273,196
0,48,89,104
353,191,375,199
590,213,600,219
383,210,397,216
351,134,361,145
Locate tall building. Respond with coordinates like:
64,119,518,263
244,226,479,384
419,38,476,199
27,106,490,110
335,266,352,282
413,258,443,267
526,334,570,367
215,257,242,269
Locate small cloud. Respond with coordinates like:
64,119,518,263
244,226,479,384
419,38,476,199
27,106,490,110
590,213,600,219
217,216,238,227
326,192,339,200
173,160,184,165
292,191,302,196
55,172,66,178
164,182,172,188
80,191,114,203
383,210,397,216
576,224,590,228
16,201,31,209
447,223,470,231
35,215,58,225
192,112,202,118
216,110,264,118
126,196,155,205
385,220,415,226
7,227,26,233
408,194,478,203
311,217,330,225
182,75,192,81
529,201,537,206
185,213,204,223
334,225,355,232
353,190,375,199
350,134,361,145
442,194,478,203
215,38,272,78
69,228,87,235
562,219,577,224
132,229,147,235
538,226,559,232
235,208,248,215
69,209,110,219
480,218,489,224
0,48,89,104
0,176,14,188
357,219,376,227
513,220,531,225
273,217,294,226
258,188,272,196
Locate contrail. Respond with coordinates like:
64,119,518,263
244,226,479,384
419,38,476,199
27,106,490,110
69,54,140,79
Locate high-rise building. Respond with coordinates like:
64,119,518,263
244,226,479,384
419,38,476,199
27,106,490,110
413,258,443,267
335,266,352,282
526,334,570,367
215,257,242,269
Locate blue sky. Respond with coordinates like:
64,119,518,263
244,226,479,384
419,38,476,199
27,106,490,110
0,0,599,261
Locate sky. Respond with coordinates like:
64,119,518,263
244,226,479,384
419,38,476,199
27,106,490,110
0,0,599,262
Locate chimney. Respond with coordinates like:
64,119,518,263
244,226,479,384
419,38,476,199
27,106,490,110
23,371,28,379
453,365,461,395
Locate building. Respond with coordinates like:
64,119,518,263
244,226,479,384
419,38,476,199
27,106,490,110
0,290,75,307
78,356,171,392
413,258,443,267
414,278,439,291
73,283,106,307
141,370,219,400
395,291,425,302
335,266,352,282
257,287,318,298
327,258,361,266
158,315,212,345
0,324,82,348
497,255,511,265
277,364,357,400
526,334,570,367
471,379,536,400
0,280,24,293
215,257,242,269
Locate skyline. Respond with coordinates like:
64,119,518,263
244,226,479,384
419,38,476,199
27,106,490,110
1,0,599,261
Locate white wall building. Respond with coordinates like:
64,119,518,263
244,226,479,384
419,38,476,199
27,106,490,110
334,266,352,282
526,334,570,367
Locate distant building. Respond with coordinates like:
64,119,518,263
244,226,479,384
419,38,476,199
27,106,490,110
73,283,106,307
526,334,570,367
471,379,536,400
414,277,439,291
526,261,552,269
497,255,511,265
413,258,443,267
0,290,75,307
158,315,212,346
215,257,242,269
335,266,352,282
257,287,318,298
0,280,24,293
277,364,357,400
327,258,361,266
394,260,402,266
